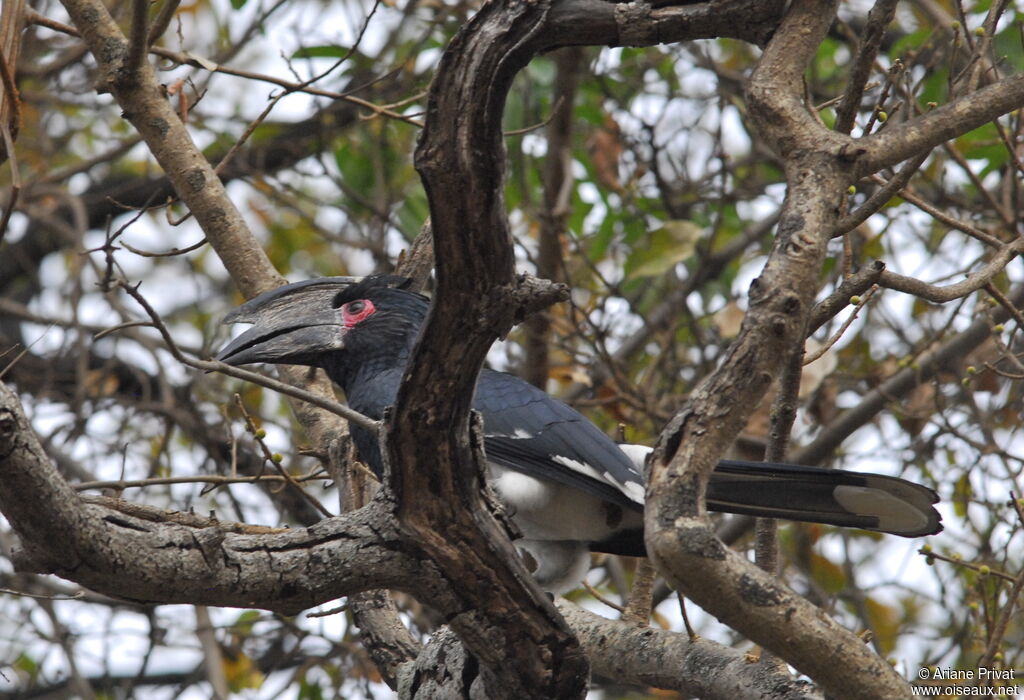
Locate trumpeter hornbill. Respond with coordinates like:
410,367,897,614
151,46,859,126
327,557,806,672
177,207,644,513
217,274,942,592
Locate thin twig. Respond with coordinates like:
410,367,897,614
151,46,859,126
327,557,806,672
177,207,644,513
834,0,898,134
868,174,1003,247
620,558,656,625
0,122,20,244
147,0,180,45
125,0,149,76
116,281,381,432
74,471,330,492
677,592,697,640
0,587,84,600
807,260,885,336
212,0,387,180
984,283,1024,329
25,9,423,127
805,285,877,364
976,492,1024,669
834,150,931,236
231,393,333,517
504,96,565,136
919,548,1016,583
878,239,1024,303
582,581,626,613
119,236,208,258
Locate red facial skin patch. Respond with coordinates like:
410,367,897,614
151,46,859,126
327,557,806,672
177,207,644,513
342,299,376,329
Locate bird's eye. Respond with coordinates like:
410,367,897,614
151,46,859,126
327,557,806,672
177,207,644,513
341,298,375,328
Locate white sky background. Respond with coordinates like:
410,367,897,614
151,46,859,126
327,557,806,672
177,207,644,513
3,0,1022,697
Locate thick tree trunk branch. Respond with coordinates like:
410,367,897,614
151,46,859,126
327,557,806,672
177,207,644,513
645,2,913,698
5,379,811,697
557,601,824,700
544,0,784,49
404,1,587,695
400,1,796,696
744,3,851,159
0,381,423,613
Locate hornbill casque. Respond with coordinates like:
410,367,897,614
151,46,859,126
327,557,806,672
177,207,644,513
217,275,942,592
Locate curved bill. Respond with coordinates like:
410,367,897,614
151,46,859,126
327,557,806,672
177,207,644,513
216,277,361,367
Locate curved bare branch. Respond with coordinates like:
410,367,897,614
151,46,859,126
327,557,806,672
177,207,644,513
856,72,1024,178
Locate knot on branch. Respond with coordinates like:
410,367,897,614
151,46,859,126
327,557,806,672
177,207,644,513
0,407,16,459
486,274,569,338
512,273,570,318
737,573,785,607
647,522,726,573
191,525,228,569
10,544,64,575
614,2,654,46
837,142,868,164
675,524,726,560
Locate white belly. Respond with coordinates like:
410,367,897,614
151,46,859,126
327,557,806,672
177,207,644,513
488,463,643,542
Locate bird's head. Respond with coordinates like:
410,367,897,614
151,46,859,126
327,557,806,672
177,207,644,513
216,275,429,385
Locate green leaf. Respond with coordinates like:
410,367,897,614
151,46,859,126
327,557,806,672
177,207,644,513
298,678,325,700
397,190,430,237
890,27,933,60
809,551,848,593
588,200,617,261
862,233,885,260
992,24,1024,70
953,473,971,518
624,220,701,279
291,45,351,60
230,609,263,636
14,652,39,676
863,597,901,655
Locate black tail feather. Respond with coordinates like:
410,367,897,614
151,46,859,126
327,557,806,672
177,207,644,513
708,460,942,537
589,459,942,556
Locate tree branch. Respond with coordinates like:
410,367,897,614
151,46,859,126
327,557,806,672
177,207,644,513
794,281,1024,465
401,0,586,695
645,2,913,698
4,378,830,697
53,0,355,560
833,0,899,135
557,601,824,700
56,0,281,299
856,72,1024,177
0,381,421,614
543,0,785,49
876,238,1024,303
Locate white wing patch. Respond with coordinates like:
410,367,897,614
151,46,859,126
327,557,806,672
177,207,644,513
489,428,536,439
617,443,652,470
620,480,646,504
552,455,645,506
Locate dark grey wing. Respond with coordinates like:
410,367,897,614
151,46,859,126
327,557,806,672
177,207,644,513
474,369,644,511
